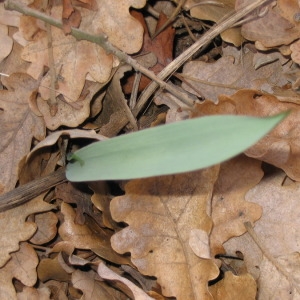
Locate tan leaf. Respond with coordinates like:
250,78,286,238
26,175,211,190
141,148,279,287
97,262,154,300
0,73,45,193
224,170,300,297
0,25,13,63
0,193,55,268
110,168,220,300
58,202,129,265
210,155,263,255
209,271,257,300
72,269,122,300
37,253,73,282
185,0,243,46
30,212,58,245
191,89,300,182
0,243,38,299
182,48,288,102
236,0,300,48
17,286,51,300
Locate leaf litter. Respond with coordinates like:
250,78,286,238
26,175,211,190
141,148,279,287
1,0,300,299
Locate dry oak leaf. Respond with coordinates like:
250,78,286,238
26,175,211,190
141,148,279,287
0,193,55,268
185,0,243,46
29,211,58,245
181,48,288,103
72,269,123,300
22,10,113,104
236,0,300,48
224,170,300,298
210,155,263,256
97,262,154,300
191,89,300,182
0,73,45,194
209,271,257,300
17,286,51,300
58,202,129,266
0,243,39,300
110,168,220,300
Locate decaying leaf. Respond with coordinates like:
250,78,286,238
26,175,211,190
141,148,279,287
236,0,300,48
0,72,45,193
185,0,243,46
72,269,123,300
110,168,220,300
182,47,289,102
97,262,153,300
0,243,39,299
210,155,263,255
224,170,300,298
209,271,257,300
0,193,55,268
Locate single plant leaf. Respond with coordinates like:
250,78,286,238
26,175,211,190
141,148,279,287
110,168,220,300
192,90,300,181
66,112,287,181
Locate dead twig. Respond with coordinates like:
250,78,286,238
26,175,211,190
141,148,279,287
0,167,66,212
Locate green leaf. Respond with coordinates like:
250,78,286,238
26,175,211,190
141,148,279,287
66,112,288,181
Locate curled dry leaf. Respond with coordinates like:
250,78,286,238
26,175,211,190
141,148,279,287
0,193,55,268
185,0,243,46
97,262,154,300
236,0,300,48
0,72,45,193
110,168,220,300
72,269,122,300
191,89,300,182
58,202,130,266
181,48,288,102
0,243,38,300
29,211,58,245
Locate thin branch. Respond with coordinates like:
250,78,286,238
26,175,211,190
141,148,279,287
133,0,272,116
0,167,66,212
4,0,197,108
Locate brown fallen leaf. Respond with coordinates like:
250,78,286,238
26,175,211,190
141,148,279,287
110,168,220,300
209,271,257,300
0,243,39,299
186,0,243,46
72,269,123,300
236,0,300,48
181,46,288,102
0,72,45,193
0,193,55,268
97,262,154,300
224,170,300,298
17,286,51,300
58,202,130,266
29,211,58,245
210,155,263,256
